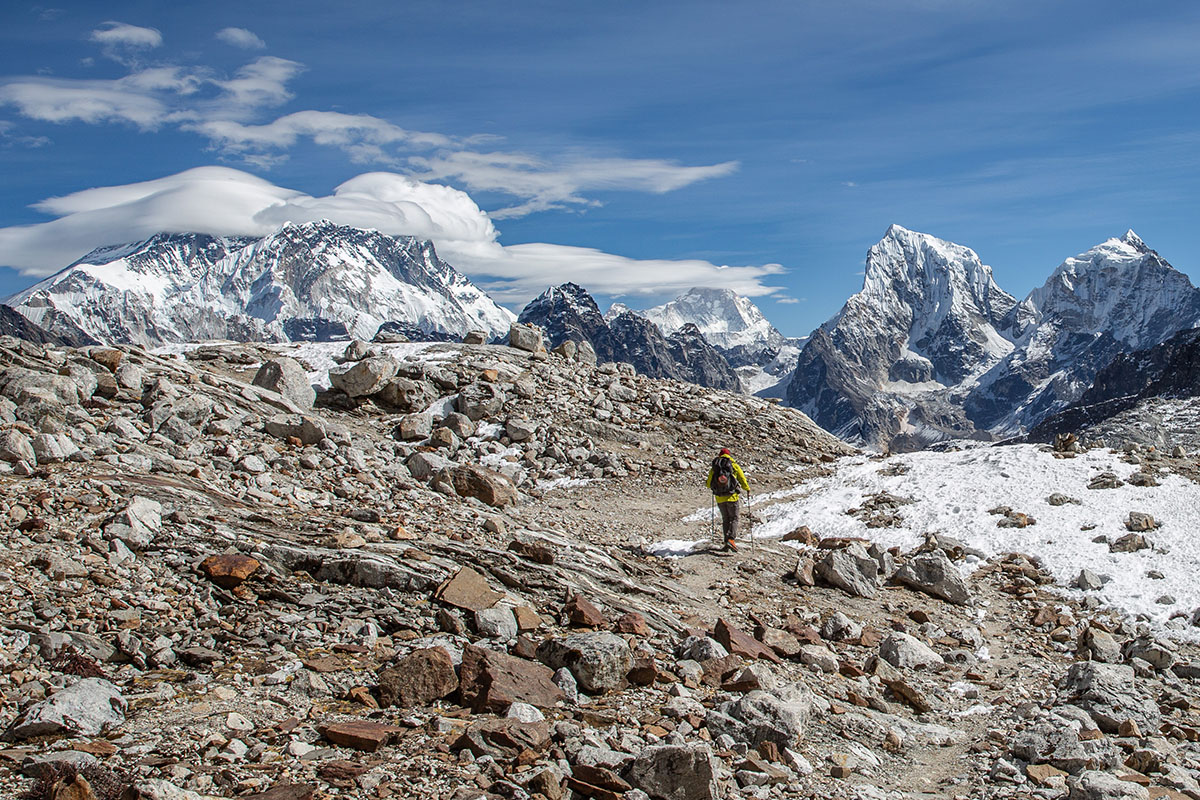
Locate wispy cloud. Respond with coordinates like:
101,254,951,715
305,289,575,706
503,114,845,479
215,27,266,50
0,167,784,305
0,33,737,220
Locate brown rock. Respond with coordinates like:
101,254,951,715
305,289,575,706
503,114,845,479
458,644,564,712
883,678,931,713
449,464,518,507
453,718,550,758
199,554,261,589
1025,763,1068,786
513,605,543,633
323,720,402,752
714,618,780,663
508,539,555,564
615,612,649,635
564,594,608,628
378,647,458,707
50,776,96,800
700,654,744,686
572,765,632,793
830,765,853,779
435,566,503,612
793,555,815,586
527,768,566,800
627,656,658,686
317,761,369,789
858,628,883,647
1126,512,1159,532
781,525,817,545
1118,719,1143,738
89,349,124,372
758,741,782,762
756,626,801,658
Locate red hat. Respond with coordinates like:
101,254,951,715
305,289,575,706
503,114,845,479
719,448,731,455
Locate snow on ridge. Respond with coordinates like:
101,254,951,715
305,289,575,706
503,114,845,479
753,444,1200,631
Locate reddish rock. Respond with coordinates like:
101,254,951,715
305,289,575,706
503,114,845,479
794,556,815,587
378,647,458,707
434,566,503,612
89,349,124,372
781,526,818,545
453,718,550,758
250,785,317,800
200,554,261,589
627,656,658,686
572,765,632,793
459,644,564,712
714,618,780,663
755,626,802,658
509,539,555,564
615,612,649,636
317,761,369,789
564,594,608,628
699,654,744,686
513,605,544,633
323,720,402,752
858,628,883,647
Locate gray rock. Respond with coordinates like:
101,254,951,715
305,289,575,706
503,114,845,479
626,744,720,800
508,323,543,353
1079,628,1122,664
0,429,35,464
395,413,433,441
104,496,163,549
821,611,863,642
376,377,435,411
0,367,85,406
463,330,488,345
474,607,518,640
406,451,453,481
505,417,537,442
797,645,839,673
552,667,579,704
576,340,598,366
442,412,476,438
21,749,99,779
675,636,729,662
31,432,78,464
264,414,327,445
253,357,315,411
1010,718,1120,773
1122,636,1177,672
329,356,400,398
456,381,505,421
536,633,632,693
814,542,880,598
1075,569,1105,591
1061,661,1162,734
1067,770,1149,800
342,340,370,362
893,549,973,605
879,632,944,669
4,678,126,739
705,687,811,748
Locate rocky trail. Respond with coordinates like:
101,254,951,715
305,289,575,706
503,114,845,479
1,325,1199,800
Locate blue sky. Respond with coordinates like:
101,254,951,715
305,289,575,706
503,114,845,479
1,1,1199,337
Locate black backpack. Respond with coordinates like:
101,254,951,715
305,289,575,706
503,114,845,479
711,456,735,495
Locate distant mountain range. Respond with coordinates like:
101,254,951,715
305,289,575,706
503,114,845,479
6,219,1200,451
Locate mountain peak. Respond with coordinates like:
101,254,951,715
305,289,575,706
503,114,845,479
1120,229,1147,252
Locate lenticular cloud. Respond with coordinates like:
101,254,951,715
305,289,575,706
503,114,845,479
0,167,784,304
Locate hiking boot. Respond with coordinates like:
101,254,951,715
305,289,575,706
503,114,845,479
724,538,738,552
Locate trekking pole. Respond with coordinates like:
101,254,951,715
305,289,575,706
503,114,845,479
710,494,715,547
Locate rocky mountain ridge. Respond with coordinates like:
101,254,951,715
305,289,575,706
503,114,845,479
787,226,1200,451
5,221,515,348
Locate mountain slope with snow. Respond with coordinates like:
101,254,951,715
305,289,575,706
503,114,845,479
786,226,1200,451
5,221,515,347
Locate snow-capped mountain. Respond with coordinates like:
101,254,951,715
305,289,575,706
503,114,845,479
787,225,1017,449
786,226,1200,451
5,220,515,347
968,231,1200,433
517,283,740,391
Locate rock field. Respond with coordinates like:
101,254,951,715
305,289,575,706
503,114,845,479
2,325,1200,800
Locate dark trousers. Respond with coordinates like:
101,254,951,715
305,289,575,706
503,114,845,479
718,500,740,540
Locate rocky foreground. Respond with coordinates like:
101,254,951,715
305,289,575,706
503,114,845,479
1,327,1200,800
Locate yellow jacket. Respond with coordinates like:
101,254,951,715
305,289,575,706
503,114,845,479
706,455,749,503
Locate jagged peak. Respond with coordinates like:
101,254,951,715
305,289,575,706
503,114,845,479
1122,229,1145,249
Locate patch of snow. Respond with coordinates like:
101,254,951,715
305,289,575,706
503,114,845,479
645,539,707,558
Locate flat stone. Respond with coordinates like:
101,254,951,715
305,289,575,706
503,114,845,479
715,619,780,663
459,644,564,712
377,647,458,707
564,594,608,628
322,720,401,752
200,554,261,589
434,566,503,612
5,678,126,739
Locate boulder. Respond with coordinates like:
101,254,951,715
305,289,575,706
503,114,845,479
814,542,880,598
104,496,163,549
0,429,35,464
449,464,519,507
879,632,944,669
0,367,84,406
475,606,518,640
405,451,453,481
329,356,399,398
435,566,503,612
375,377,434,412
705,687,811,748
1011,718,1120,773
821,612,863,642
462,330,488,345
892,549,973,605
456,381,505,421
264,414,327,446
576,341,598,366
536,633,632,693
377,647,458,707
252,357,315,411
626,744,720,800
394,413,433,441
1066,770,1149,800
1060,661,1162,734
508,323,542,353
200,554,262,589
4,678,126,739
714,618,780,663
459,644,564,712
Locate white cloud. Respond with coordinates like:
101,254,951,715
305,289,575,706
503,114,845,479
0,168,784,306
216,27,266,49
212,56,302,112
90,21,163,49
0,75,178,128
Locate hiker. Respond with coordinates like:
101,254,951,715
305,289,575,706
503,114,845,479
707,447,750,551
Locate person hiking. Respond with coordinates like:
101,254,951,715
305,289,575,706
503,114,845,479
706,447,750,551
